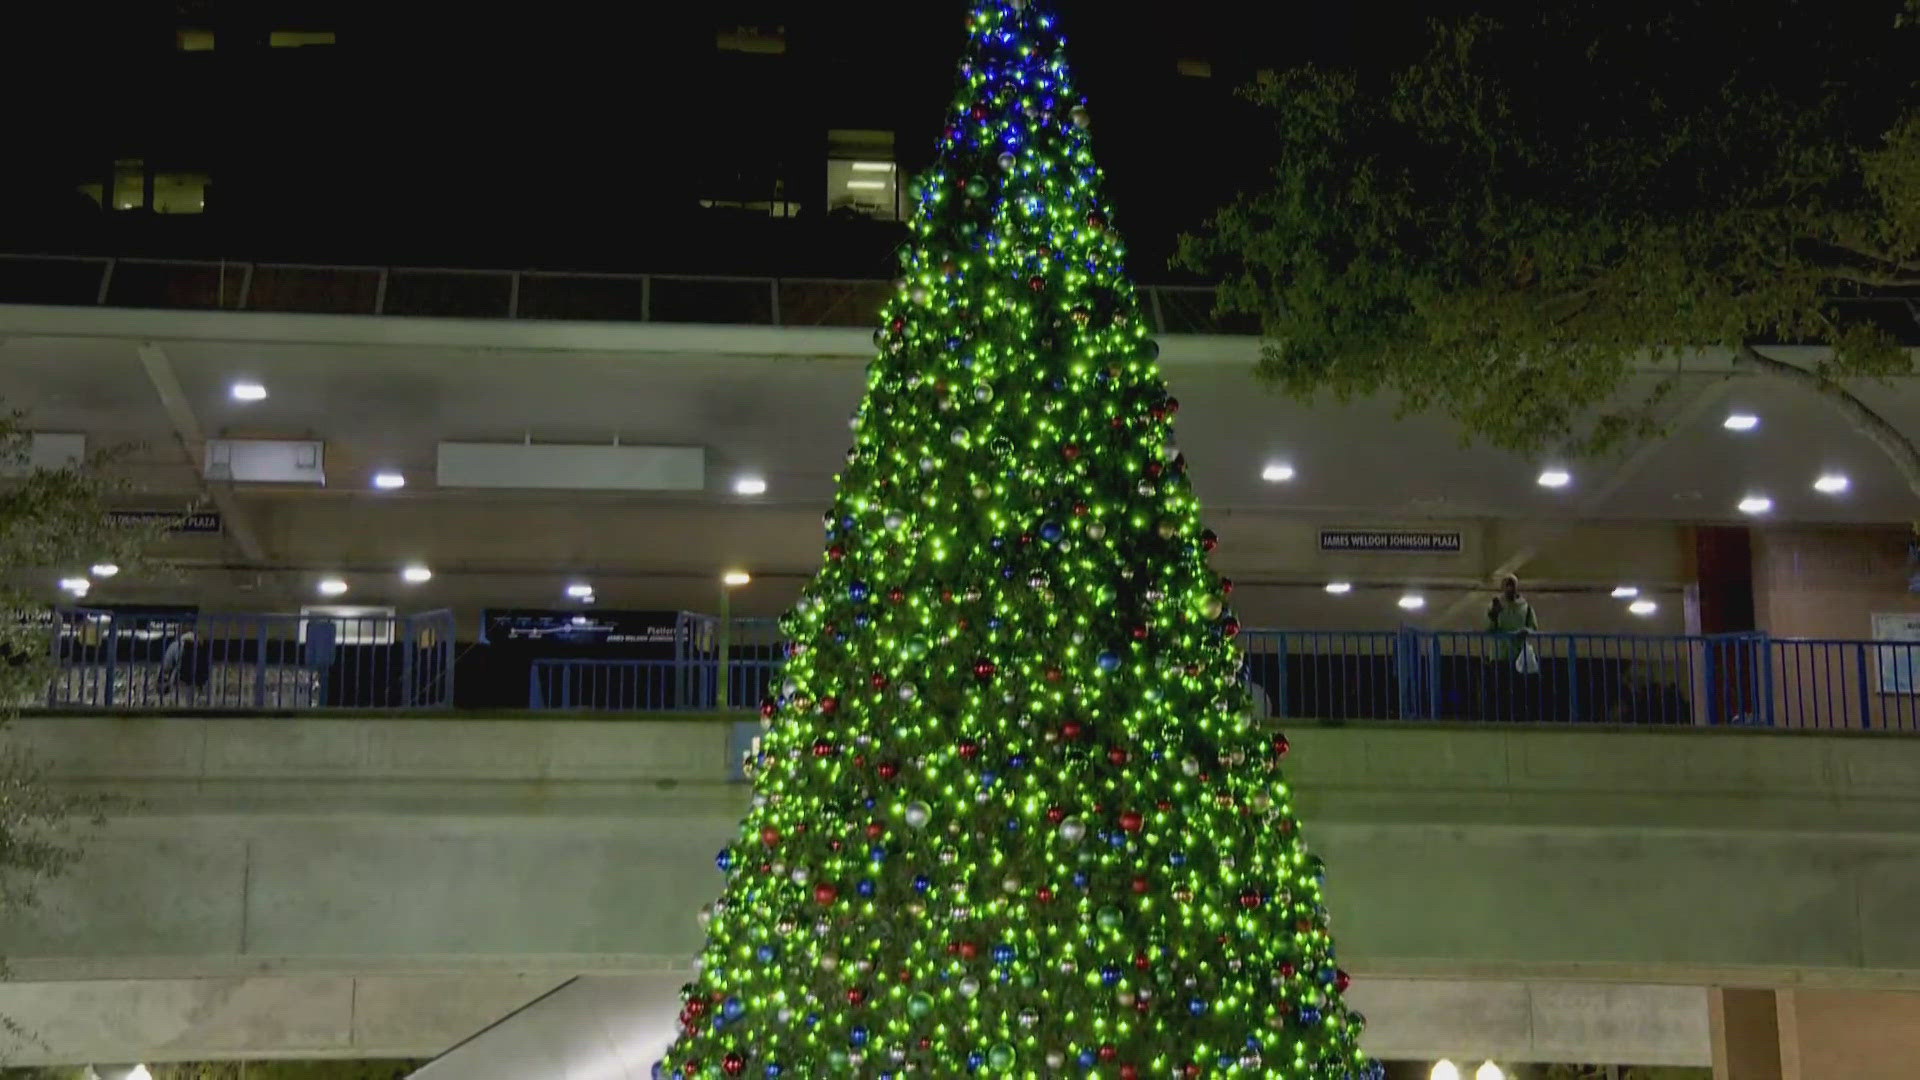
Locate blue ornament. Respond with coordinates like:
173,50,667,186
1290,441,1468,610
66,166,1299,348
1078,1050,1097,1068
990,537,1006,551
765,1066,783,1078
1169,851,1187,867
1073,871,1089,888
1319,967,1337,984
857,879,876,897
1097,651,1121,672
850,1026,869,1047
1298,1005,1323,1025
968,1052,985,1070
1007,754,1026,769
757,945,777,963
913,875,932,893
1101,965,1121,985
1188,997,1209,1016
724,997,746,1020
993,943,1016,963
1006,817,1020,831
715,848,734,872
869,845,887,863
1039,521,1064,542
849,580,871,601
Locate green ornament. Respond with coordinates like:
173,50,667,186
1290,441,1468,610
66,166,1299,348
1097,905,1124,930
987,1043,1016,1070
908,991,935,1018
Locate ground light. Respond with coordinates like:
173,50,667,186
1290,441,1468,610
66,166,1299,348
566,583,595,599
1475,1063,1506,1080
59,576,90,596
1430,1061,1460,1080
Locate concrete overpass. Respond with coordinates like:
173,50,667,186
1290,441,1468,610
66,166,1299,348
8,716,1920,1072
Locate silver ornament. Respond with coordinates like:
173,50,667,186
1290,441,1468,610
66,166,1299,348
1059,818,1087,844
904,801,932,829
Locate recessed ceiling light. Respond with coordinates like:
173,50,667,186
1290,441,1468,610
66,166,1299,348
566,583,595,599
1536,469,1572,489
373,471,406,490
846,180,889,191
1324,582,1353,595
1398,594,1427,611
1814,474,1850,495
850,161,896,173
1261,463,1296,483
1723,413,1759,432
1611,586,1640,599
58,576,91,595
230,381,268,402
723,571,753,587
317,577,349,597
401,565,432,584
1738,495,1774,515
734,476,768,496
1629,599,1659,616
90,563,120,578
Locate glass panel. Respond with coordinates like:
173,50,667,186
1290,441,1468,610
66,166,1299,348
649,277,773,324
777,280,892,327
111,159,145,211
382,269,512,317
153,171,209,214
248,265,380,314
105,261,246,309
518,274,649,321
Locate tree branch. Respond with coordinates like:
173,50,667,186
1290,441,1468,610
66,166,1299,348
1822,266,1920,288
1733,342,1920,502
1816,237,1920,275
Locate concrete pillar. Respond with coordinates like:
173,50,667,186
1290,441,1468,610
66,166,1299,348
1713,987,1920,1080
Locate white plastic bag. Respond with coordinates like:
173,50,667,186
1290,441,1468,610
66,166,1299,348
1514,642,1541,676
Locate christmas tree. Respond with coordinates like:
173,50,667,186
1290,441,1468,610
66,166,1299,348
659,2,1378,1077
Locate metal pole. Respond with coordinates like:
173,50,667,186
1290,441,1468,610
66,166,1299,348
717,587,732,710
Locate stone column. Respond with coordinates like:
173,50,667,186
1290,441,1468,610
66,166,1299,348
1714,987,1920,1079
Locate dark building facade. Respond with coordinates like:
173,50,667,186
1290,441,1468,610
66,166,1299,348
7,2,1352,279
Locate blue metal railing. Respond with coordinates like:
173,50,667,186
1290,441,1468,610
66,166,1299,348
529,658,780,712
47,608,456,711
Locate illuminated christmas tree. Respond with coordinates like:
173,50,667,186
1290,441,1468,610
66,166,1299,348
659,2,1378,1077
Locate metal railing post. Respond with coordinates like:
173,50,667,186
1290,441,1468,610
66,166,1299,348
1760,634,1777,727
254,618,270,709
508,272,521,319
1704,639,1722,726
374,268,389,314
1856,643,1874,730
1566,636,1579,724
96,259,116,304
1275,632,1289,720
1426,633,1444,721
102,614,117,709
401,615,416,709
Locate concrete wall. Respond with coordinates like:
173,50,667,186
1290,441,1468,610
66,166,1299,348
7,717,1918,1064
1755,526,1920,639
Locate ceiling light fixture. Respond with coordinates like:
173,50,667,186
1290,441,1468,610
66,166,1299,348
317,578,349,597
566,583,595,599
401,565,432,584
1629,599,1659,616
846,180,889,191
1324,582,1353,595
1611,586,1640,599
1536,469,1572,489
1723,413,1759,432
734,476,769,496
1814,474,1850,495
1261,463,1296,483
230,381,268,402
850,161,896,173
373,471,406,490
1398,594,1427,611
90,563,121,578
1738,495,1774,515
723,571,753,587
58,577,91,595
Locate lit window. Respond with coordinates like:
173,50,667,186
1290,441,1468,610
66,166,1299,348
718,24,786,54
827,130,901,222
1175,58,1213,78
111,159,144,211
153,171,209,214
176,28,215,51
269,30,336,48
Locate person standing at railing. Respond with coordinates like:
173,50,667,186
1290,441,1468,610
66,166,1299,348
1487,575,1542,721
1487,575,1541,653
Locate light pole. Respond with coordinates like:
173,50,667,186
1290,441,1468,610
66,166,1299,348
717,571,751,709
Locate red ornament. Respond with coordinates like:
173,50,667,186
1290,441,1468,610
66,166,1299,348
1045,805,1066,824
1119,811,1144,832
1131,875,1150,894
1156,799,1172,811
1200,529,1219,551
971,104,989,121
723,1053,745,1077
1029,275,1047,292
973,659,997,681
760,701,778,719
1221,577,1235,595
684,1061,700,1077
1073,501,1089,516
878,761,900,780
1062,444,1081,460
1239,889,1264,908
811,739,835,757
888,587,906,603
1107,746,1130,766
1165,397,1182,414
760,827,781,846
1273,734,1291,758
1036,886,1055,903
1087,211,1108,231
820,696,840,715
1099,1045,1119,1063
870,672,890,690
1186,1066,1204,1079
1061,720,1084,741
958,940,980,960
847,987,867,1005
1336,969,1353,991
1145,461,1164,478
814,883,838,905
959,739,982,760
685,999,708,1018
1131,624,1149,640
828,544,846,561
1222,618,1241,638
866,822,885,840
1121,1066,1139,1080
1279,961,1296,978
1134,952,1151,970
1044,666,1064,683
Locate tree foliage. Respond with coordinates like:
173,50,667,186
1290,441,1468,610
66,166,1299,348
1180,0,1920,463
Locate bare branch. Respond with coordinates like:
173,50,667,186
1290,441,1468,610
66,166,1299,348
1733,342,1920,501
